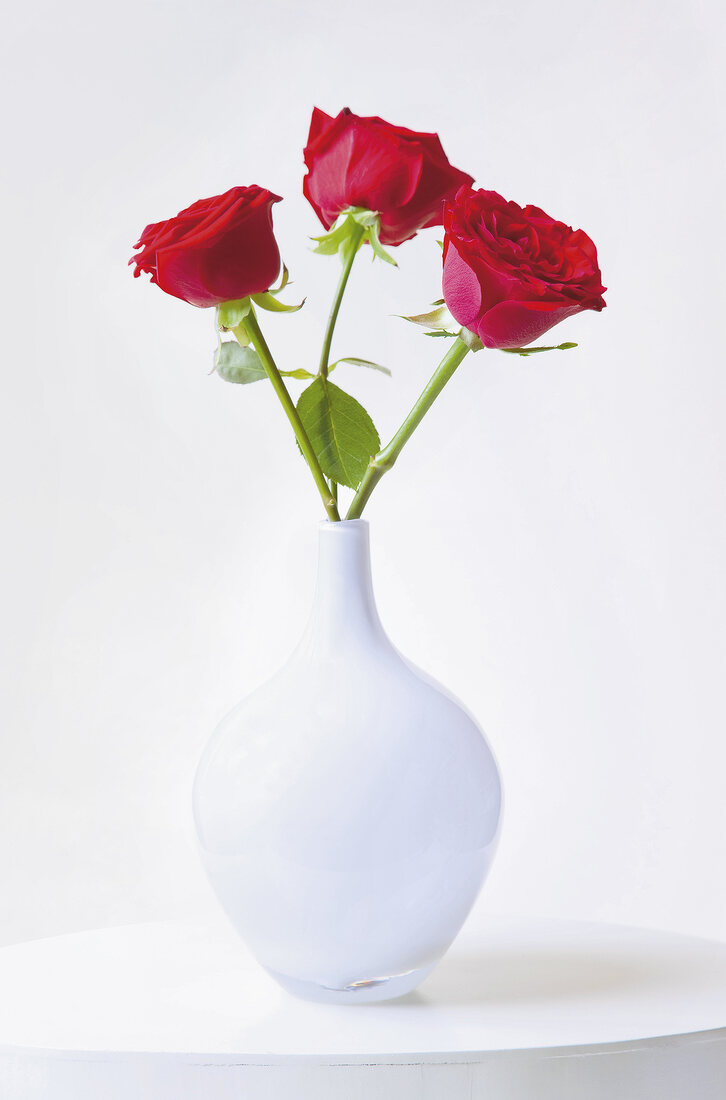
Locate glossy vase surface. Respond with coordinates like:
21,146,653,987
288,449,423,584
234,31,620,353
193,519,502,1003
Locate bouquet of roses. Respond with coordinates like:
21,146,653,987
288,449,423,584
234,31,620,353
131,107,606,522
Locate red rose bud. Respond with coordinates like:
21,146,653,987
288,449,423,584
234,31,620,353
130,186,282,308
443,187,606,349
303,108,474,247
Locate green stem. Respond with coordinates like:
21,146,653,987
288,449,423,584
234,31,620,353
240,309,341,522
318,223,365,378
318,222,365,507
346,335,471,520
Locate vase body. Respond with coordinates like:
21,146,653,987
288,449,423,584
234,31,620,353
193,520,501,1003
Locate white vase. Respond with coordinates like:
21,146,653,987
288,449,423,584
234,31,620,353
193,519,502,1003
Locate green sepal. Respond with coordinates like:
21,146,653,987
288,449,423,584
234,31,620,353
268,264,290,295
214,341,268,384
217,267,302,321
217,298,251,330
251,291,306,313
459,328,484,352
312,206,397,267
423,330,457,338
296,377,380,490
400,305,454,331
349,208,379,229
283,368,315,380
330,357,391,377
312,217,356,256
366,219,396,266
500,341,578,357
231,320,251,346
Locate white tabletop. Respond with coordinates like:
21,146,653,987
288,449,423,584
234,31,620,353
1,916,725,1099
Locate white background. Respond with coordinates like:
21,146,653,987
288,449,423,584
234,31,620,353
1,0,725,948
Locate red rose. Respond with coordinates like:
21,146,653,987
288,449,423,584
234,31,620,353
303,107,474,247
130,185,282,308
443,187,606,349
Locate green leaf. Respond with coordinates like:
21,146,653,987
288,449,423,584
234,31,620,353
296,378,380,489
500,341,578,357
423,330,457,338
331,357,391,377
216,298,251,330
214,341,268,384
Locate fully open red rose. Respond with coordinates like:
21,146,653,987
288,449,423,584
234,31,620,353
443,187,606,349
303,108,474,247
130,185,282,308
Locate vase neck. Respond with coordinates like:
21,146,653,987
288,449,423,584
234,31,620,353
303,520,385,651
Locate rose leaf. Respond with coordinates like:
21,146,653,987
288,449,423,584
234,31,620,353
296,378,380,490
214,341,268,384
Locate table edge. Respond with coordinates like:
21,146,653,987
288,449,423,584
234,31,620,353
1,1025,725,1066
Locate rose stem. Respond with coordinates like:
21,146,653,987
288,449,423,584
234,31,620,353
346,334,471,520
240,308,341,522
318,223,365,377
318,221,366,505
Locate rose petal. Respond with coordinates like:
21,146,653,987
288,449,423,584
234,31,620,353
477,299,583,349
303,107,474,246
442,239,483,329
